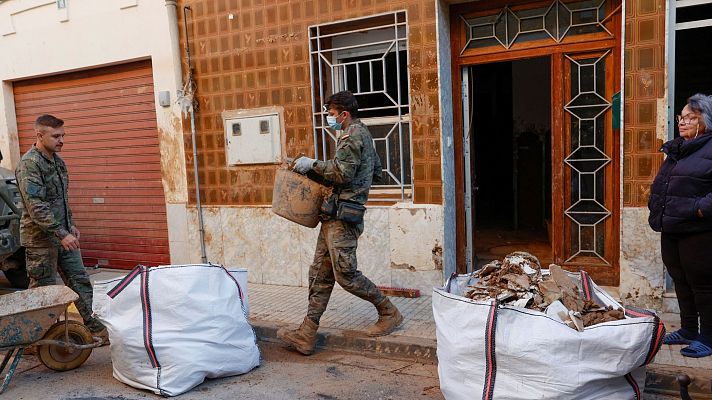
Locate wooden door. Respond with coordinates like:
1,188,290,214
451,0,622,285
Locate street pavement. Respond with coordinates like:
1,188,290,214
88,269,712,398
6,342,443,400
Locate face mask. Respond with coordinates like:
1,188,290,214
326,112,343,131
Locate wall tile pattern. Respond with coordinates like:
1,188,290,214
177,0,442,205
623,0,666,207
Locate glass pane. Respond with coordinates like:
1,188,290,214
596,57,606,96
570,222,580,254
580,119,595,146
505,10,520,45
580,225,595,251
494,11,509,46
558,2,572,37
580,173,595,199
571,9,598,25
565,50,611,264
596,223,605,258
544,4,560,40
520,16,544,33
580,65,595,92
368,122,412,185
472,24,494,39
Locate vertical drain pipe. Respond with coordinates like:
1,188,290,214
176,3,208,263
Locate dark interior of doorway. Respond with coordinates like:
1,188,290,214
470,57,553,267
674,27,712,138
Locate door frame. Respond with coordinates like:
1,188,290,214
450,0,622,285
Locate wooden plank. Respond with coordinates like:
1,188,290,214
450,6,467,274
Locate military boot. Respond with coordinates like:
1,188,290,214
277,317,318,355
365,298,404,337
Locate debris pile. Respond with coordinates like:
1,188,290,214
464,252,625,331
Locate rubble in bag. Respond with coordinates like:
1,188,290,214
464,251,545,310
463,252,626,330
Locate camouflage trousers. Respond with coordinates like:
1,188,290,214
26,246,105,333
307,219,385,325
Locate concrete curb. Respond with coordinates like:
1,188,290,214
251,319,438,364
252,319,712,397
645,367,712,398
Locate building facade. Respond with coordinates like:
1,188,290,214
0,0,191,269
2,0,710,308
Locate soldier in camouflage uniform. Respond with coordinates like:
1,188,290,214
277,91,403,355
16,114,106,336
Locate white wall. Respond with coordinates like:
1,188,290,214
184,204,445,296
0,0,191,263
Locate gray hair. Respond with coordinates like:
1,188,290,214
686,93,712,131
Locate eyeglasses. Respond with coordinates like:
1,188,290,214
676,114,698,125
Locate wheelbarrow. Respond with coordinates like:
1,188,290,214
0,285,102,394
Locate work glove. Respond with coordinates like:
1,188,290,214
293,156,316,174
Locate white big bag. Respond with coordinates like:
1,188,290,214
433,270,665,400
93,264,260,396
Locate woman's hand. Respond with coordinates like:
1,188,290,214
698,209,704,218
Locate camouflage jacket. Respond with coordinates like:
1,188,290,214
16,146,74,247
312,119,383,205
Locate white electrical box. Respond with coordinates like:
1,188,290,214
223,113,282,165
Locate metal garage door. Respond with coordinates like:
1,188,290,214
13,60,170,269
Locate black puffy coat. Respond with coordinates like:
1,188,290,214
648,133,712,233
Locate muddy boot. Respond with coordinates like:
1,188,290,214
365,298,404,337
276,317,318,355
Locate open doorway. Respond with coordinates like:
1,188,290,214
468,57,552,267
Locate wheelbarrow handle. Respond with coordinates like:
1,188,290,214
33,336,103,350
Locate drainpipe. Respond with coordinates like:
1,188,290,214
165,1,184,91
167,1,208,263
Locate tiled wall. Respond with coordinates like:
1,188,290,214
623,0,666,207
177,0,442,206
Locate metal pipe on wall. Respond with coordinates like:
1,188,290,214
168,1,208,263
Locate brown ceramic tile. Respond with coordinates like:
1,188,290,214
635,71,655,98
624,129,632,153
413,163,425,181
179,0,441,205
414,185,426,203
638,18,656,42
636,129,655,152
623,182,632,206
637,47,655,70
638,0,658,15
430,185,442,204
637,102,655,125
623,155,632,179
634,155,654,179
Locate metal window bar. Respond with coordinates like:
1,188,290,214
308,11,412,201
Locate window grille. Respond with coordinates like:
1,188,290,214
309,12,412,201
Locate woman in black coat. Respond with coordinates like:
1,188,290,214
648,93,712,358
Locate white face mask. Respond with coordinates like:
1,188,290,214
326,112,344,131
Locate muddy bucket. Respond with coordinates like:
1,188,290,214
272,168,328,228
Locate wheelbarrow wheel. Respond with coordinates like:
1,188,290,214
37,320,93,371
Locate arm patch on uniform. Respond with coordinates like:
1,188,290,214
25,182,46,197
